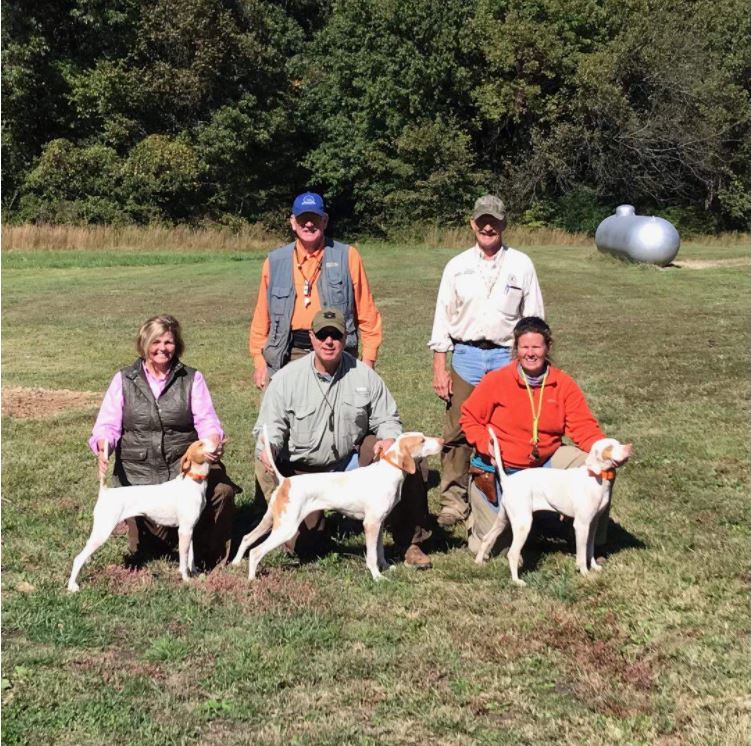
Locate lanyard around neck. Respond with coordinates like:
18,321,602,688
520,368,548,446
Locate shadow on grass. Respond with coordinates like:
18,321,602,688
484,511,647,575
229,476,468,567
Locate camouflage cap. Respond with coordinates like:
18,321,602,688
471,194,506,222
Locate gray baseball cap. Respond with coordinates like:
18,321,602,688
472,194,506,222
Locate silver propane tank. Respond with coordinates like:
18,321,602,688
595,205,680,266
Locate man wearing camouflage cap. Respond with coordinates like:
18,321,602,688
428,195,545,529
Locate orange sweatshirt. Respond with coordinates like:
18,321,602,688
248,241,383,367
460,363,605,469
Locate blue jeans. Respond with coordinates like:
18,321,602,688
451,343,512,386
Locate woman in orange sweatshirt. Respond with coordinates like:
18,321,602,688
459,316,613,556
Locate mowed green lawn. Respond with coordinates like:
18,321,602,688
2,239,749,745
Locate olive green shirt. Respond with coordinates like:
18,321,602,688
254,351,402,468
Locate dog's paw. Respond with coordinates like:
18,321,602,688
474,553,487,565
67,582,80,593
512,578,527,587
590,560,603,571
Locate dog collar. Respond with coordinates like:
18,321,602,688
588,468,616,480
185,471,208,481
379,453,407,472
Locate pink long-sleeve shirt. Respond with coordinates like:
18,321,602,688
89,363,224,454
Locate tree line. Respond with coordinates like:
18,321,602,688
3,0,749,234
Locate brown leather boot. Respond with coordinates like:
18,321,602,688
403,544,432,570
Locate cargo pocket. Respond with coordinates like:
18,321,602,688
340,395,370,442
288,406,319,455
119,447,149,462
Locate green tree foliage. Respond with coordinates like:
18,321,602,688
3,0,749,230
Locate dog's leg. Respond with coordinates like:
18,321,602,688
231,511,273,566
376,523,389,571
188,539,195,575
67,510,122,592
506,517,531,586
588,511,604,571
67,537,107,592
363,520,385,580
178,530,193,582
474,509,509,565
246,522,301,579
573,518,591,575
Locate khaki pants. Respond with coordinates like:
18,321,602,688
127,461,239,569
437,370,476,521
254,434,431,554
466,445,612,554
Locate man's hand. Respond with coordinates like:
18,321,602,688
372,438,395,459
432,351,453,401
253,363,269,391
258,448,275,474
97,439,110,479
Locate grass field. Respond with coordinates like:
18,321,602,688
2,235,749,745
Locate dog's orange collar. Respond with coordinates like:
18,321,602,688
588,468,616,480
185,471,208,481
379,453,407,472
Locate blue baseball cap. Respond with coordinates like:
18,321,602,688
292,192,326,217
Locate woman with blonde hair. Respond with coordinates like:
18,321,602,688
89,314,239,570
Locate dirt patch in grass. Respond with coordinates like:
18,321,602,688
97,564,155,593
2,386,100,419
671,257,749,270
546,610,656,717
197,567,324,614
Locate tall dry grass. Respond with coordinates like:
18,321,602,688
1,223,284,252
2,222,748,253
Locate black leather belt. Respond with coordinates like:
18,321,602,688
452,338,506,350
291,329,313,350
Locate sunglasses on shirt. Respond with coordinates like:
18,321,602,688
314,328,344,342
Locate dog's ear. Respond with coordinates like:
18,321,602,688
181,453,192,473
400,450,417,474
396,437,419,474
585,440,608,473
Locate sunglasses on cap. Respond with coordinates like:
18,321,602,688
314,328,344,342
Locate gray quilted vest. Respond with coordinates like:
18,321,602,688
262,239,358,375
114,359,198,486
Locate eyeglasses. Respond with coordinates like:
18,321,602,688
314,329,344,342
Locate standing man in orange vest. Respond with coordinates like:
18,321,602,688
249,192,383,391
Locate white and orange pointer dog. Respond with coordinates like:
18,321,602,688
232,428,443,580
475,427,632,585
67,439,215,592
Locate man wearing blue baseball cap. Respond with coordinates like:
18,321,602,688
249,192,383,391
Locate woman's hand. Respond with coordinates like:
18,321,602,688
97,439,110,479
206,434,224,463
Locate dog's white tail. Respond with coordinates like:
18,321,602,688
261,424,283,484
99,441,109,489
487,426,512,493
